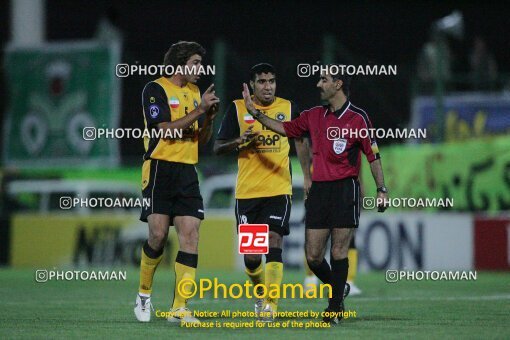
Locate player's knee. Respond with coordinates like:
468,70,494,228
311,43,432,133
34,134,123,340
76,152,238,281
189,228,200,242
149,229,168,250
244,254,262,269
331,244,348,260
178,228,199,250
268,231,282,248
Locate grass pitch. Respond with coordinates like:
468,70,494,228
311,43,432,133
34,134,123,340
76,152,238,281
1,268,509,339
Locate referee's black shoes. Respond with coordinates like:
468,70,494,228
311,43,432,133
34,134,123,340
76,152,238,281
343,282,351,299
322,283,350,324
322,301,344,325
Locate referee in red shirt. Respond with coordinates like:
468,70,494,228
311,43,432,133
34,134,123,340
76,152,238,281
241,68,389,324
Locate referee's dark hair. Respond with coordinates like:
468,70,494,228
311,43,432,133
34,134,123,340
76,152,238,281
250,63,276,81
164,41,206,67
329,64,352,97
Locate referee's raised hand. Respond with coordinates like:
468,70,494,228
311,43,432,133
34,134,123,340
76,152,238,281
199,83,220,113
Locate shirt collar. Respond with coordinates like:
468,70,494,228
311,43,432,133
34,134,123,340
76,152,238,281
254,96,277,110
324,100,351,118
334,100,351,118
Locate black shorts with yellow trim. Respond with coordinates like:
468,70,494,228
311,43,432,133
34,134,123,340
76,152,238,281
235,195,291,236
305,177,360,229
140,159,204,224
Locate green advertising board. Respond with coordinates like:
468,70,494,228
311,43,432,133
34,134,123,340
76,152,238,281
361,135,510,212
3,41,121,168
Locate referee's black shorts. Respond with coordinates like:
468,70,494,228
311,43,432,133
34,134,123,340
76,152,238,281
235,195,291,236
305,177,360,228
140,159,204,224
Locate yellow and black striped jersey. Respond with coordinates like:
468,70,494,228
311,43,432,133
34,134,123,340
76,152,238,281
141,76,201,164
217,97,299,199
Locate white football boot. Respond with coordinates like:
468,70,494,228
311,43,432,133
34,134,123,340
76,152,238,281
167,307,201,325
347,281,362,296
134,294,153,322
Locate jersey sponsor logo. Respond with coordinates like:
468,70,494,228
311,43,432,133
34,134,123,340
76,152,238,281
238,224,269,254
149,105,160,118
255,133,281,153
244,113,256,124
269,215,282,220
276,112,286,121
240,215,248,224
333,138,347,154
169,97,180,109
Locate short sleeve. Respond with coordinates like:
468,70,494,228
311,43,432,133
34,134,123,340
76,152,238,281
357,111,380,162
290,101,310,138
142,82,170,127
283,107,310,138
217,102,240,140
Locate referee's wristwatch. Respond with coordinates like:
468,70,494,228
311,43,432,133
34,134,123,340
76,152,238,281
377,186,388,193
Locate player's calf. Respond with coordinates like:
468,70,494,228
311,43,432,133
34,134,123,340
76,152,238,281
135,240,164,322
244,254,265,315
263,247,283,314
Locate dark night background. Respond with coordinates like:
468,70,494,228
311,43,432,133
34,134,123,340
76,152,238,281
1,0,508,165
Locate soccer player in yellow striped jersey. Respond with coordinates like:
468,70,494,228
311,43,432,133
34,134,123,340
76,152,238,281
134,41,220,324
214,63,311,321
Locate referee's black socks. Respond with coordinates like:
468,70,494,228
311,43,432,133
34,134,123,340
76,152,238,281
307,258,332,285
329,258,349,310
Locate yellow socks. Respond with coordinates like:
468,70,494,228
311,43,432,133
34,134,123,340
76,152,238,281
265,248,283,311
265,261,283,310
172,251,198,309
245,261,265,286
245,248,283,311
138,241,163,296
347,248,358,283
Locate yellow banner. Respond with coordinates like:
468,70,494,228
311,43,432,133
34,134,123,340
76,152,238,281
10,213,235,269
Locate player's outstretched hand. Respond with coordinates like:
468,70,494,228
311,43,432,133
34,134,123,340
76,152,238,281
236,126,258,146
199,83,220,113
242,83,257,114
207,103,219,120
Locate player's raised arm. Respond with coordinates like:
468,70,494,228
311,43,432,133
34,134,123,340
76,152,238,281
198,84,220,144
242,83,287,135
213,102,258,154
158,83,219,133
214,126,258,155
